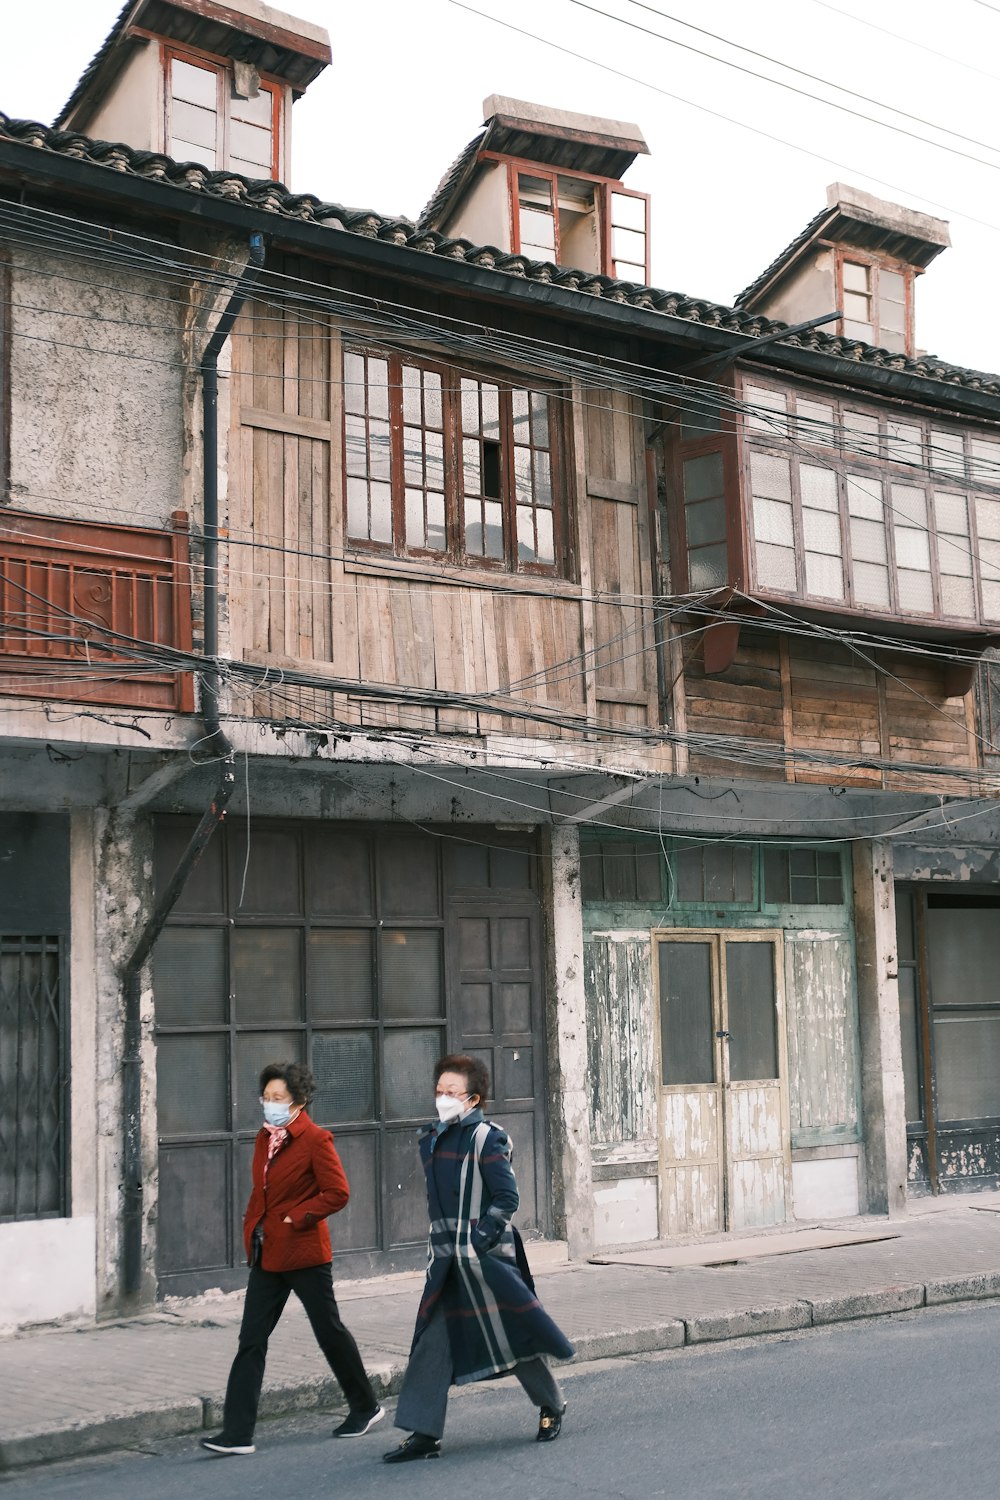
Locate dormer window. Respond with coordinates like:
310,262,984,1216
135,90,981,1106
838,255,912,354
166,48,280,178
508,161,650,281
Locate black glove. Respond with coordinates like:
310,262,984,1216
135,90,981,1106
471,1210,507,1252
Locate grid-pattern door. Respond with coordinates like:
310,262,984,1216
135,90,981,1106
452,902,547,1233
153,821,449,1292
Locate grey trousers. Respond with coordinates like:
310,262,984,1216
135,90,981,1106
394,1304,564,1440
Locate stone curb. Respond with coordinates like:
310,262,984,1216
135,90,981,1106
5,1280,1000,1470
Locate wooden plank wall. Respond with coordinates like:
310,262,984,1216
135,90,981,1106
584,935,658,1157
784,933,861,1148
228,284,661,745
683,627,982,791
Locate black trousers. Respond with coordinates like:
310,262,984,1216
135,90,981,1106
222,1263,377,1443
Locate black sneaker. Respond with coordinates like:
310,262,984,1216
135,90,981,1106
536,1404,566,1442
383,1432,442,1463
200,1434,256,1455
333,1404,384,1438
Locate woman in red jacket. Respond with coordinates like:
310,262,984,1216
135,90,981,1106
201,1061,382,1456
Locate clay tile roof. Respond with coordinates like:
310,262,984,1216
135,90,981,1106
1,111,998,399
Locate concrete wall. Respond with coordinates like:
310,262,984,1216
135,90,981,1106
752,247,835,329
81,41,161,154
6,245,187,529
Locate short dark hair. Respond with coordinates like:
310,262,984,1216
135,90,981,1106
434,1053,490,1106
259,1061,315,1106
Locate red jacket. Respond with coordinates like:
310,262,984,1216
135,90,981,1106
242,1110,349,1272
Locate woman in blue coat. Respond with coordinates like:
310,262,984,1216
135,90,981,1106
383,1053,574,1463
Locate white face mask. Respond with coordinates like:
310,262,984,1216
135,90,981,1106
435,1093,466,1124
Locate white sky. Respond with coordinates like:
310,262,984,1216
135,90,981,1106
2,0,999,376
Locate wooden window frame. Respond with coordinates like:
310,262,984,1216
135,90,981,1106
163,42,282,178
0,251,9,506
494,152,651,282
342,347,568,578
730,372,1000,634
834,248,915,356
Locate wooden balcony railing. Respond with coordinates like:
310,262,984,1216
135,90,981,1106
0,509,195,712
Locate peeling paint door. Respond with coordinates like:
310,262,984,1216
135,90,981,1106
655,930,791,1236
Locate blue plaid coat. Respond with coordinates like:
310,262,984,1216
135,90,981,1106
410,1109,574,1384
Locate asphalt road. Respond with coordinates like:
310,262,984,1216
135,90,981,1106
5,1301,1000,1499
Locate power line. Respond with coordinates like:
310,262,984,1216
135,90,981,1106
809,0,1000,85
447,0,1000,238
621,0,1000,158
574,0,1000,170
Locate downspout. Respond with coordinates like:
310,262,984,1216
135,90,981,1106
119,233,265,1297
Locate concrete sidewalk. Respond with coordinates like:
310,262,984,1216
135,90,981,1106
6,1195,1000,1471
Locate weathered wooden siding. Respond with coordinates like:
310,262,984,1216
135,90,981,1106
726,1083,788,1229
584,935,657,1155
684,628,982,790
229,291,661,745
784,932,860,1147
660,1089,722,1237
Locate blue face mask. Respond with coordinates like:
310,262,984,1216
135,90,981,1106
262,1100,293,1128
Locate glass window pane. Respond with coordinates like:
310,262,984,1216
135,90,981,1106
744,385,789,435
381,931,443,1018
384,1127,430,1244
384,1030,445,1119
935,1013,1000,1120
897,570,933,613
683,452,725,502
346,476,369,539
171,99,217,151
941,575,976,617
886,423,921,465
930,430,965,477
686,497,727,547
689,543,729,589
971,439,1000,485
535,509,555,564
232,929,301,1023
800,464,839,511
753,496,793,545
367,359,389,420
613,226,646,262
853,562,891,607
927,905,1000,1006
158,1143,230,1272
725,942,778,1082
229,829,300,914
805,551,844,600
329,1133,378,1250
755,542,797,591
659,942,715,1086
611,191,646,230
843,319,873,343
898,967,922,1124
307,832,372,916
802,510,841,555
843,413,880,457
236,1032,303,1132
843,262,870,292
796,401,835,446
231,87,273,128
369,482,392,544
156,1034,228,1135
530,392,550,449
851,518,888,563
343,352,366,416
229,120,271,169
311,1031,375,1122
155,928,226,1025
675,847,704,902
847,474,883,518
308,930,374,1020
750,452,792,502
380,836,439,916
484,501,504,559
763,848,790,904
172,59,217,107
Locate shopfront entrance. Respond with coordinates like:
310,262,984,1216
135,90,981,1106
897,886,1000,1193
152,820,549,1294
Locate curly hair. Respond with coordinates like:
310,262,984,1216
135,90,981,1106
259,1060,316,1106
434,1052,490,1106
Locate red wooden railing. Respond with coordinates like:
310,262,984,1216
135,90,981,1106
0,509,195,712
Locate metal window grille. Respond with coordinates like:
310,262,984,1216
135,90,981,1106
0,935,66,1221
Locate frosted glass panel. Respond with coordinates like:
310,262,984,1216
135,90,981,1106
750,452,792,501
756,542,797,591
853,562,891,606
800,465,838,510
805,552,844,600
753,496,793,545
802,509,841,554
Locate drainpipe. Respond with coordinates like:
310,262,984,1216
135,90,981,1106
119,234,265,1297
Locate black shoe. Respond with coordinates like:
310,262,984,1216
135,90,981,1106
536,1404,565,1442
200,1434,256,1455
383,1432,442,1463
333,1405,384,1438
